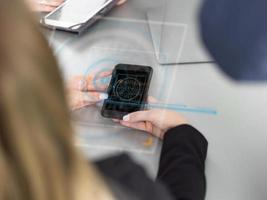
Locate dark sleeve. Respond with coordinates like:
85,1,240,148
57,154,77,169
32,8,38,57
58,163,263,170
156,125,208,200
95,154,174,200
200,0,267,81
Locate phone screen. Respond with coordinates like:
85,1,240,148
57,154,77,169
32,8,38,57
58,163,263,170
47,0,110,24
101,64,153,119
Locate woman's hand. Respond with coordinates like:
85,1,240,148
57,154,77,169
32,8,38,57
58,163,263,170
115,97,189,139
28,0,127,12
27,0,64,12
67,71,111,111
116,0,127,6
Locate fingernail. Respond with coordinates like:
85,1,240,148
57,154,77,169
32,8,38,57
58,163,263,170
99,93,108,100
78,79,87,90
123,115,130,121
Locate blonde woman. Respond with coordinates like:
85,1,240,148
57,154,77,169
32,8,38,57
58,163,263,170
0,0,208,200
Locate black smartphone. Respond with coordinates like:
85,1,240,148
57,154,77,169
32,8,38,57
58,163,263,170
101,64,153,119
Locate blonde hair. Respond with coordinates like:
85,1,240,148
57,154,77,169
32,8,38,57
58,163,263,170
0,0,114,200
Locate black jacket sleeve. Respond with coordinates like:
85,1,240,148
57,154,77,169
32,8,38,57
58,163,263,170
95,154,174,200
157,124,208,200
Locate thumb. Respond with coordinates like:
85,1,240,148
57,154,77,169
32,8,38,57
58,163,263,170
82,92,108,103
70,91,107,110
123,110,155,123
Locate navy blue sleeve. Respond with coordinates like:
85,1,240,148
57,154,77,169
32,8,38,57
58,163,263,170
200,0,267,81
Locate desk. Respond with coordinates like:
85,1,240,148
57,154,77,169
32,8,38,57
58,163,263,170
44,1,267,200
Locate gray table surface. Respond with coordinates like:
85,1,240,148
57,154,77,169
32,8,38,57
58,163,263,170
44,1,267,200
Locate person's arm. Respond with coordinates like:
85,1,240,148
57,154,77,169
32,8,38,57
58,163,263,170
116,105,208,200
157,125,208,200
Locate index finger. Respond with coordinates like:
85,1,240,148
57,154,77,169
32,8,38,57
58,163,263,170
97,70,112,78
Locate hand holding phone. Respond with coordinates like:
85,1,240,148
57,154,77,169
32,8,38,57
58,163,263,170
27,0,64,12
101,64,153,119
41,0,128,33
67,71,111,110
121,108,188,139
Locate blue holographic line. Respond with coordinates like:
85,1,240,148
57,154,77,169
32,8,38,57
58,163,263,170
104,100,218,115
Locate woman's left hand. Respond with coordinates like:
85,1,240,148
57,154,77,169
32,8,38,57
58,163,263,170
27,0,64,12
67,71,111,111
